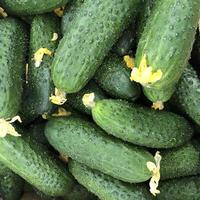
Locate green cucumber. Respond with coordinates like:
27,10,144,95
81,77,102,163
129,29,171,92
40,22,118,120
157,176,200,200
0,18,28,119
0,133,74,196
21,14,60,121
69,160,153,200
90,99,193,148
94,54,141,101
45,116,154,183
160,140,200,180
1,0,69,15
171,65,200,126
52,0,141,93
135,0,200,103
67,80,107,115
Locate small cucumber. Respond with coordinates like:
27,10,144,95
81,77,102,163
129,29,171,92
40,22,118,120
94,55,140,101
69,160,153,200
90,99,193,148
134,0,200,103
0,133,74,196
1,0,69,15
171,65,200,126
52,0,141,93
0,18,28,119
157,176,200,200
67,80,107,115
160,140,200,180
21,14,60,121
45,116,154,183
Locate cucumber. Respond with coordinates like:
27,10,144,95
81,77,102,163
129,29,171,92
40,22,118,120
134,0,200,103
90,99,193,148
67,80,107,115
0,0,69,15
52,0,141,93
0,133,74,196
21,14,60,121
157,176,200,200
160,140,200,180
45,116,154,183
69,160,153,200
0,18,28,119
94,55,141,101
171,65,200,126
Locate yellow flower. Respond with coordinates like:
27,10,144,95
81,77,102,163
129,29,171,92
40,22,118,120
152,101,164,110
130,54,162,85
54,7,65,17
123,55,134,69
52,107,71,117
33,48,52,67
0,7,7,18
82,93,96,108
49,88,67,105
51,33,58,41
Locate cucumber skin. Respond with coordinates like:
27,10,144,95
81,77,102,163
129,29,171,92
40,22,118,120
135,0,200,102
171,65,200,126
0,134,74,196
1,0,69,15
69,161,153,200
160,140,200,180
157,176,200,200
52,0,141,93
21,14,60,121
0,18,28,119
67,80,107,115
92,99,193,148
45,116,154,183
95,55,140,101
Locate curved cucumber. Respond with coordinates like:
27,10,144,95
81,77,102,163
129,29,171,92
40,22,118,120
0,134,74,196
95,55,140,101
160,140,200,180
69,160,153,200
52,0,141,93
21,14,60,121
171,65,200,126
0,18,28,119
135,0,200,103
91,99,193,148
45,116,154,183
0,0,69,15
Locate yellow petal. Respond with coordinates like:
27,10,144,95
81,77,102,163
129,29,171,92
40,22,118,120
51,33,58,41
152,101,164,110
149,69,163,83
33,48,52,67
82,93,95,108
49,88,67,105
123,55,134,69
139,54,148,71
59,153,69,163
42,113,48,119
0,7,8,18
54,7,65,17
52,107,71,117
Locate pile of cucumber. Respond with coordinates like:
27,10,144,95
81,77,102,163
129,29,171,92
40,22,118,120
0,0,199,199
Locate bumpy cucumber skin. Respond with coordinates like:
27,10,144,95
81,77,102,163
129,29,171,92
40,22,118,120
52,0,141,93
69,161,153,200
135,0,200,102
21,14,60,121
0,134,74,196
160,140,200,180
67,80,106,115
95,55,140,101
0,18,27,119
92,99,193,148
171,65,200,126
157,176,200,200
45,116,154,183
1,0,69,15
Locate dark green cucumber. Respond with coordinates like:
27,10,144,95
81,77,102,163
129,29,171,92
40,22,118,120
94,54,140,101
45,116,154,183
67,80,107,115
52,0,141,93
157,176,200,200
171,65,200,126
0,18,28,119
160,140,200,180
0,133,74,196
135,0,200,103
69,160,153,200
1,0,69,15
21,14,60,121
91,99,193,148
